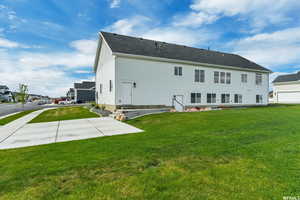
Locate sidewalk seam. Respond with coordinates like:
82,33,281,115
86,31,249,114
55,121,60,142
86,119,105,136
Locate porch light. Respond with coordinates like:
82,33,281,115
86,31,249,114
133,82,137,88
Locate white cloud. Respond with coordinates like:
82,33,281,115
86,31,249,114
173,12,218,28
105,15,218,46
70,39,98,54
0,37,20,48
230,27,300,69
109,0,121,8
175,0,300,30
0,39,97,97
75,70,93,74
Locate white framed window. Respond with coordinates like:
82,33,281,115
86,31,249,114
207,93,216,103
100,84,103,94
256,73,262,85
221,94,230,103
220,72,225,84
109,80,112,92
256,95,263,103
234,94,242,103
195,69,205,83
191,93,201,103
241,74,247,83
226,72,231,84
174,66,182,76
214,71,219,83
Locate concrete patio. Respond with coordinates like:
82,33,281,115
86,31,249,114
0,110,143,150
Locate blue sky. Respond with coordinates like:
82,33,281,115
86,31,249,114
0,0,300,96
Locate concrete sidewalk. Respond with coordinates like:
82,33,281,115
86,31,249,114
0,117,143,150
0,108,53,143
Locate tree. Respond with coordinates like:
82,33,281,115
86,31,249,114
17,84,28,109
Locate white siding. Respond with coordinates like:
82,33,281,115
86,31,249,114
273,82,300,103
95,40,116,105
115,56,269,106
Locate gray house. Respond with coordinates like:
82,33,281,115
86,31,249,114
74,81,95,103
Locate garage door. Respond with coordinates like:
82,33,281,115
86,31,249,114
277,92,300,103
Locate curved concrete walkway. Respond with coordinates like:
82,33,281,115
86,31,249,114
0,109,143,150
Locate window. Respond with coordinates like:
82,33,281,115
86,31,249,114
234,94,242,103
191,93,201,103
100,84,103,94
174,66,182,76
221,94,230,103
220,72,225,84
256,73,262,85
241,74,247,83
195,69,205,82
226,72,231,84
109,80,112,92
207,93,216,103
256,95,263,103
214,71,219,83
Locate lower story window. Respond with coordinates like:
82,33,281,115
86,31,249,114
221,94,230,103
234,94,242,103
191,93,201,103
207,93,216,103
100,84,103,94
256,95,263,103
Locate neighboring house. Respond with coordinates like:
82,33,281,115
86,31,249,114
0,85,9,94
273,72,300,103
93,32,271,111
66,88,75,100
74,81,95,103
0,85,13,102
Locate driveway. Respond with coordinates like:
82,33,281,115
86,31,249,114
0,110,143,150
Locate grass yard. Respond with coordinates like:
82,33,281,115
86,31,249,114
1,105,300,199
29,106,99,123
0,110,37,126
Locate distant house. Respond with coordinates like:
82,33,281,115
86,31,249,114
93,32,271,111
273,72,300,103
74,81,95,103
66,88,75,100
0,85,9,94
0,85,13,102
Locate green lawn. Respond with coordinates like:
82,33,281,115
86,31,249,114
0,110,37,126
29,106,99,123
1,105,300,199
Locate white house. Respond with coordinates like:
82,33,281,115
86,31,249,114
94,32,271,111
273,72,300,103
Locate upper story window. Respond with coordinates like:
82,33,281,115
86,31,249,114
100,84,103,94
241,74,247,83
221,94,230,103
256,73,262,85
220,72,226,84
256,95,263,103
216,71,231,84
234,94,242,103
195,69,205,83
207,93,216,103
174,66,182,76
226,72,231,84
191,93,201,103
109,80,113,92
214,71,219,83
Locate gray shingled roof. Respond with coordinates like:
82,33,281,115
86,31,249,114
273,72,300,83
0,85,8,89
101,32,271,72
74,81,95,89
